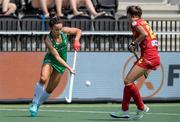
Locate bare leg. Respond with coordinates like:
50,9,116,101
32,0,54,17
55,0,63,16
32,64,52,104
124,64,148,85
40,0,50,17
37,69,62,105
39,64,53,84
122,64,148,111
79,0,105,17
46,69,62,93
81,0,97,16
4,3,16,15
110,64,148,118
29,64,53,117
70,0,83,16
2,0,10,13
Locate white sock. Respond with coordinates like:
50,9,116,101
32,82,44,104
37,89,50,105
123,110,129,115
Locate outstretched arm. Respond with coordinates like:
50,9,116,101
44,37,75,74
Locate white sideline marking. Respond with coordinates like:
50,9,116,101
41,104,180,108
0,104,179,108
0,108,180,116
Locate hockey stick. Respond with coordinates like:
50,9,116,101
65,51,77,103
133,51,148,79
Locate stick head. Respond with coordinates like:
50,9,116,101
65,97,72,103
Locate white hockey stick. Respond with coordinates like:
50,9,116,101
65,51,77,103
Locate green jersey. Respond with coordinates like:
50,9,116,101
43,32,68,73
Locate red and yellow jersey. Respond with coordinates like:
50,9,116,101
131,19,159,60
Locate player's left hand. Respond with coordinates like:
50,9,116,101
73,40,81,51
69,67,76,75
128,41,138,52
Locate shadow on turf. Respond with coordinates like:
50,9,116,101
85,118,134,121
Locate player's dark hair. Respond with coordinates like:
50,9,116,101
127,5,142,18
49,16,62,28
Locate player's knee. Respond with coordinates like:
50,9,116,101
40,76,48,84
124,78,132,85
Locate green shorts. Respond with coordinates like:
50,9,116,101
43,58,66,74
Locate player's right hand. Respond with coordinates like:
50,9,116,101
128,41,138,52
73,40,81,52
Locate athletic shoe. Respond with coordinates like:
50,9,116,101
110,110,130,118
132,104,150,120
29,103,39,117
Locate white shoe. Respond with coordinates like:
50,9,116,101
132,104,150,120
110,110,130,118
144,104,150,113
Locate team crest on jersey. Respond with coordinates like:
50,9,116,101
132,21,137,26
151,40,158,46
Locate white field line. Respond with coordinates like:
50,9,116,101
1,104,179,108
0,108,180,116
41,104,180,108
